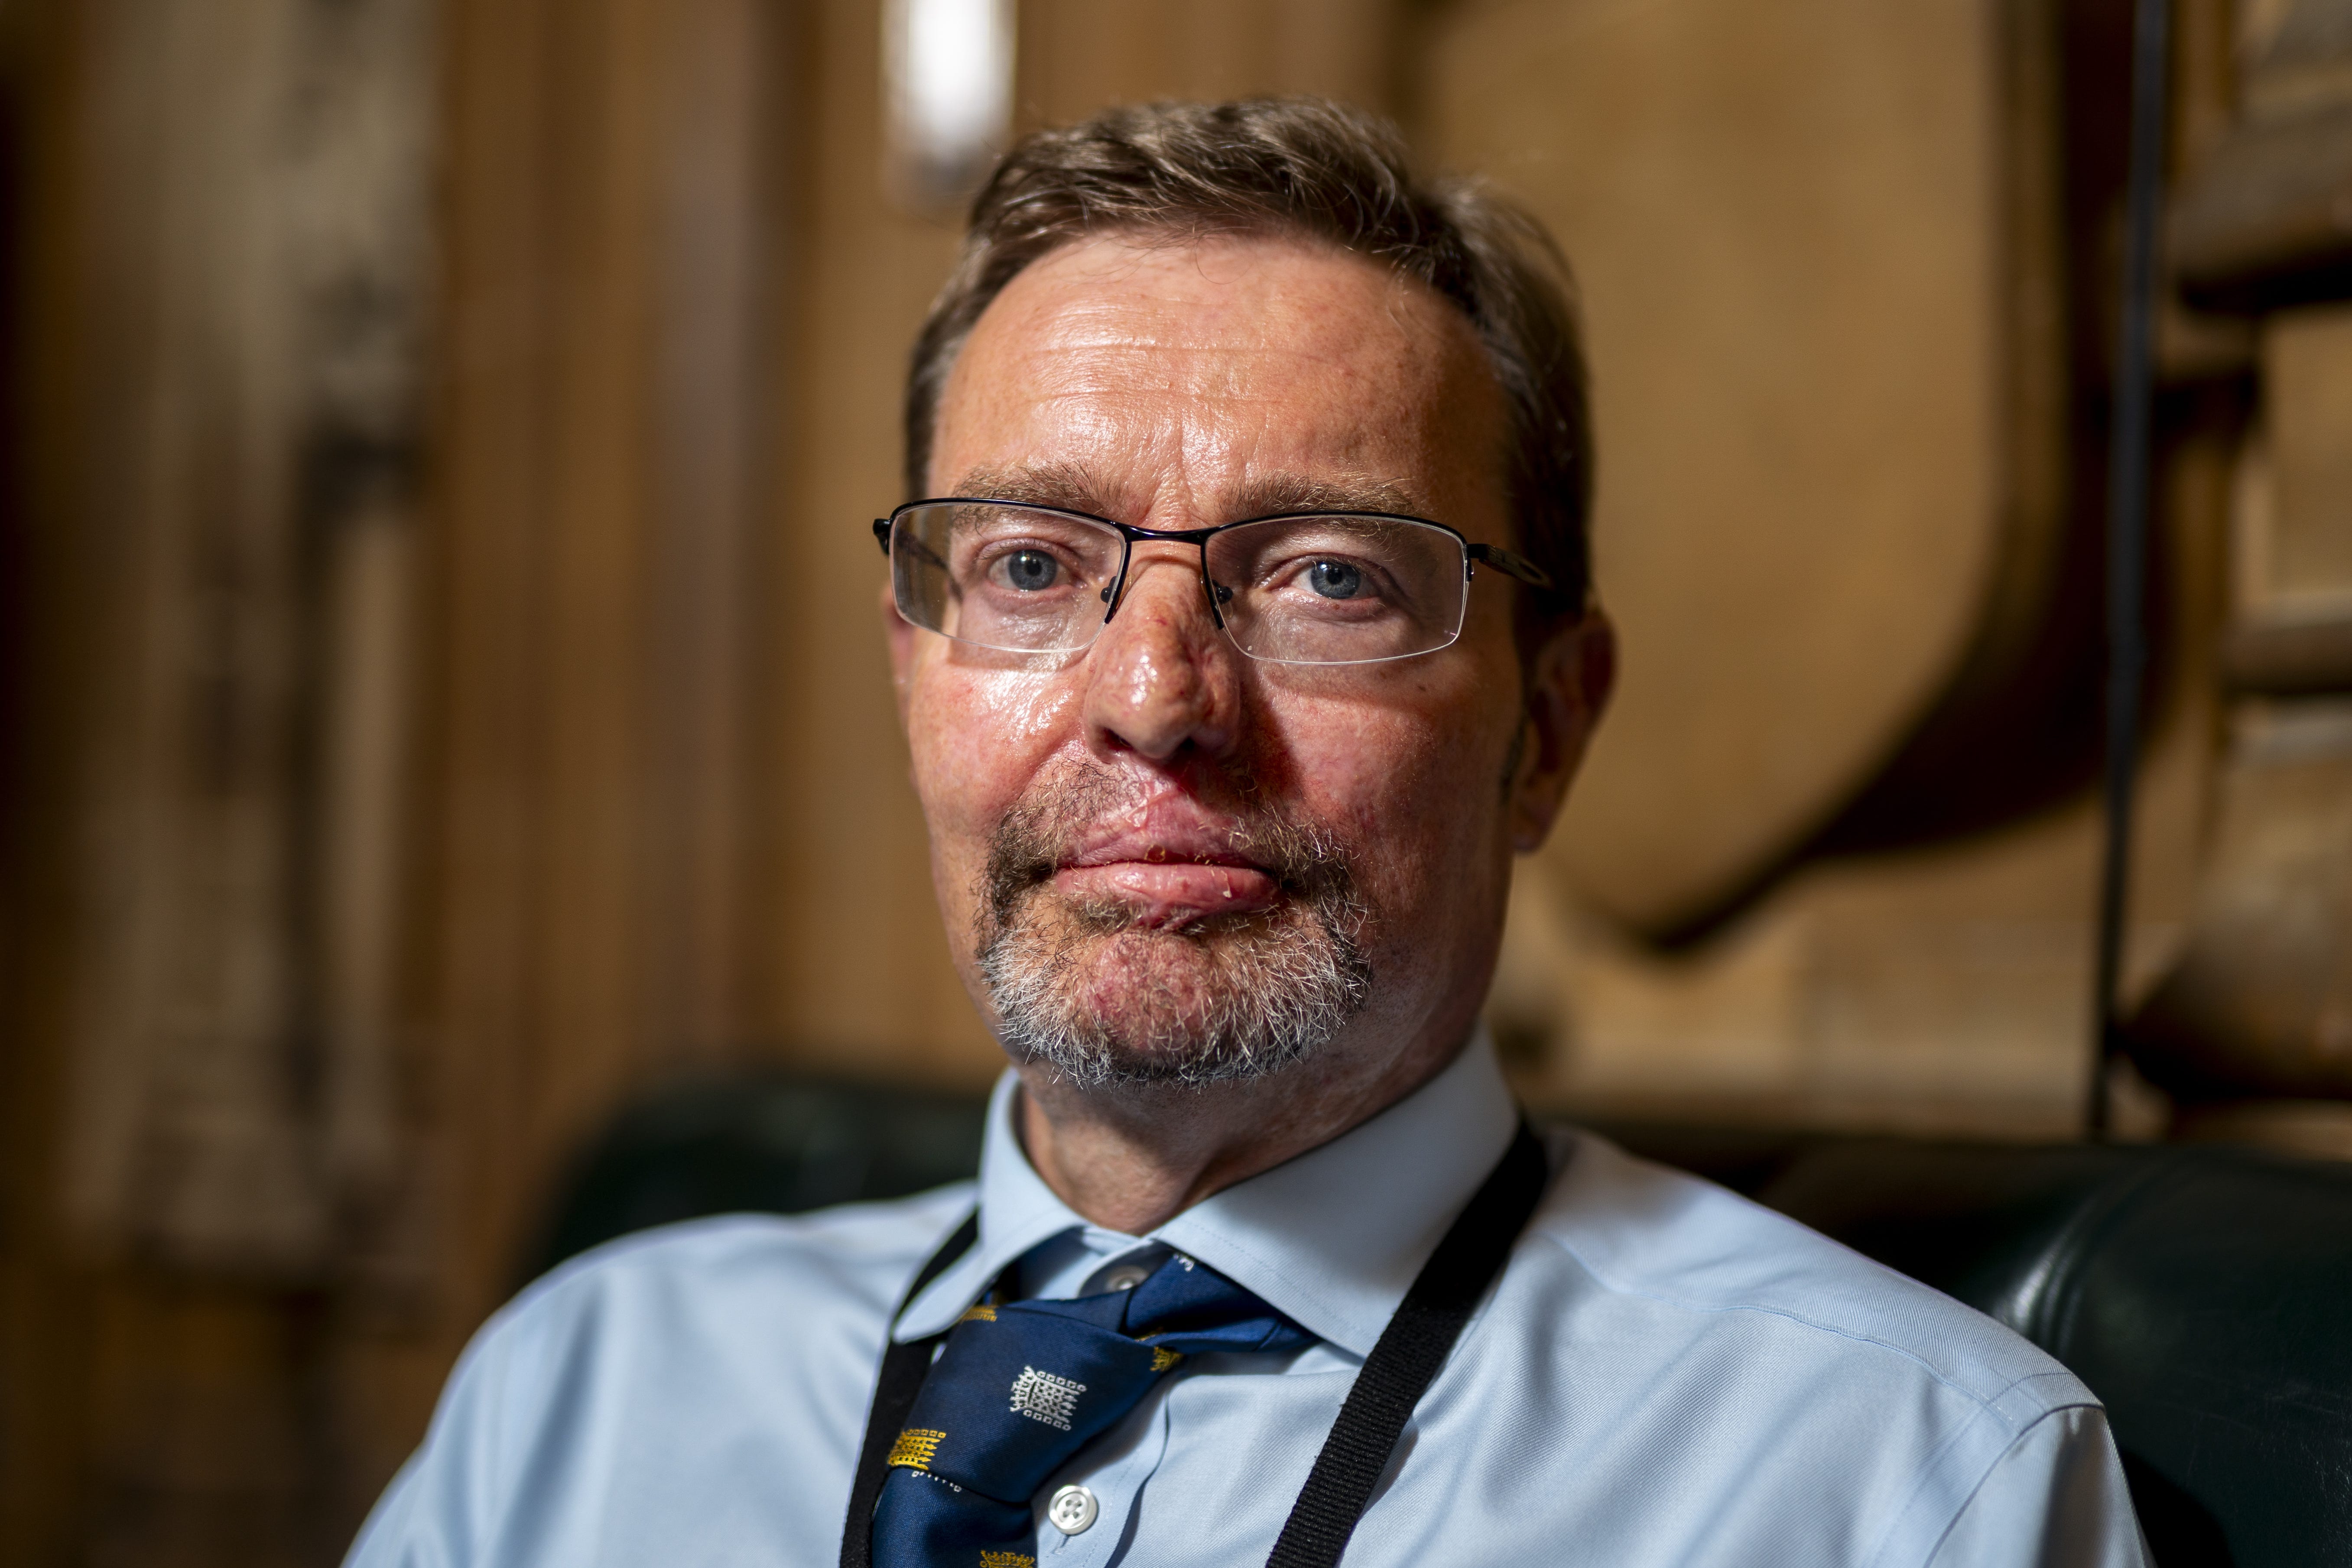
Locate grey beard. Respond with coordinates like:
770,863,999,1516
974,776,1372,1089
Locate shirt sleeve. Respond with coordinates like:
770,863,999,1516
340,1305,526,1568
342,1454,446,1568
1926,1406,2150,1568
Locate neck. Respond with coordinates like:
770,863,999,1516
1014,1022,1472,1235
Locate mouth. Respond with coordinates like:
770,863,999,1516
1051,823,1282,928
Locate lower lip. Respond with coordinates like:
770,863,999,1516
1052,861,1280,925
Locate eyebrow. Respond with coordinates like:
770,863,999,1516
1233,473,1426,519
943,464,1431,524
949,462,1118,516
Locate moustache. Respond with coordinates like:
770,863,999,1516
981,761,1359,936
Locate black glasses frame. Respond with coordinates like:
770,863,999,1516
872,497,1554,643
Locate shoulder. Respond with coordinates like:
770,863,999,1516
1433,1134,2130,1565
456,1182,978,1418
1384,1132,2139,1566
345,1184,975,1568
1519,1130,2095,1422
507,1180,977,1337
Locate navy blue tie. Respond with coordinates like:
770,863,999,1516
870,1249,1313,1566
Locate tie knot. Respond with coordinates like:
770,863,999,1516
870,1248,1316,1565
1034,1247,1312,1357
1116,1249,1288,1347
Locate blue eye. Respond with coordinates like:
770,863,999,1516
1001,550,1060,591
1306,560,1364,599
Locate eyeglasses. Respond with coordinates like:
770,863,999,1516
874,499,1553,666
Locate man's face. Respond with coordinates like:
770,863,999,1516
888,232,1592,1094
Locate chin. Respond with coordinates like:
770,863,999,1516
978,906,1370,1089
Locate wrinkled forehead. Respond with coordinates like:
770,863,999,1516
931,231,1510,537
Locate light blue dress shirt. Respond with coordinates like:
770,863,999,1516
348,1033,2147,1566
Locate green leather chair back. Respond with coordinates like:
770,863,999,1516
523,1073,988,1285
1760,1142,2352,1568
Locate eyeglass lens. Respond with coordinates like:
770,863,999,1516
889,503,1472,666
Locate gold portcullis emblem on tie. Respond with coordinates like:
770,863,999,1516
1150,1346,1183,1372
886,1428,944,1471
958,1303,997,1323
976,1553,1034,1567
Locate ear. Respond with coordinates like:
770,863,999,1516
1508,609,1615,854
882,578,918,725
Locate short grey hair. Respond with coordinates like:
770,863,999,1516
903,96,1594,615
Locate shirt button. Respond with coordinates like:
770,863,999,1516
1101,1264,1151,1292
1048,1483,1099,1535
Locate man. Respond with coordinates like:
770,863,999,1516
350,99,2145,1566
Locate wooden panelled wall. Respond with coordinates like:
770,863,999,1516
0,1,1416,1561
1477,0,2248,1137
0,0,2269,1563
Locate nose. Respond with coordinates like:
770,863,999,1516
1082,547,1241,764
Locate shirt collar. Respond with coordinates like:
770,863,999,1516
896,1028,1520,1357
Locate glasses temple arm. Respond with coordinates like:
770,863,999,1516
1465,542,1555,591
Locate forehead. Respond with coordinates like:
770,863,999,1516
932,231,1507,530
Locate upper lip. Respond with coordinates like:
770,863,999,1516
1058,808,1267,872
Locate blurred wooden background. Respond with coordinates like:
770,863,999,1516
1,0,2343,1562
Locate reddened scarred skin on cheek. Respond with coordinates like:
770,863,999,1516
879,232,1607,1234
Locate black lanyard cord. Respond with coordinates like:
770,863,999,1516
1267,1122,1548,1567
839,1208,978,1568
838,1122,1551,1568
